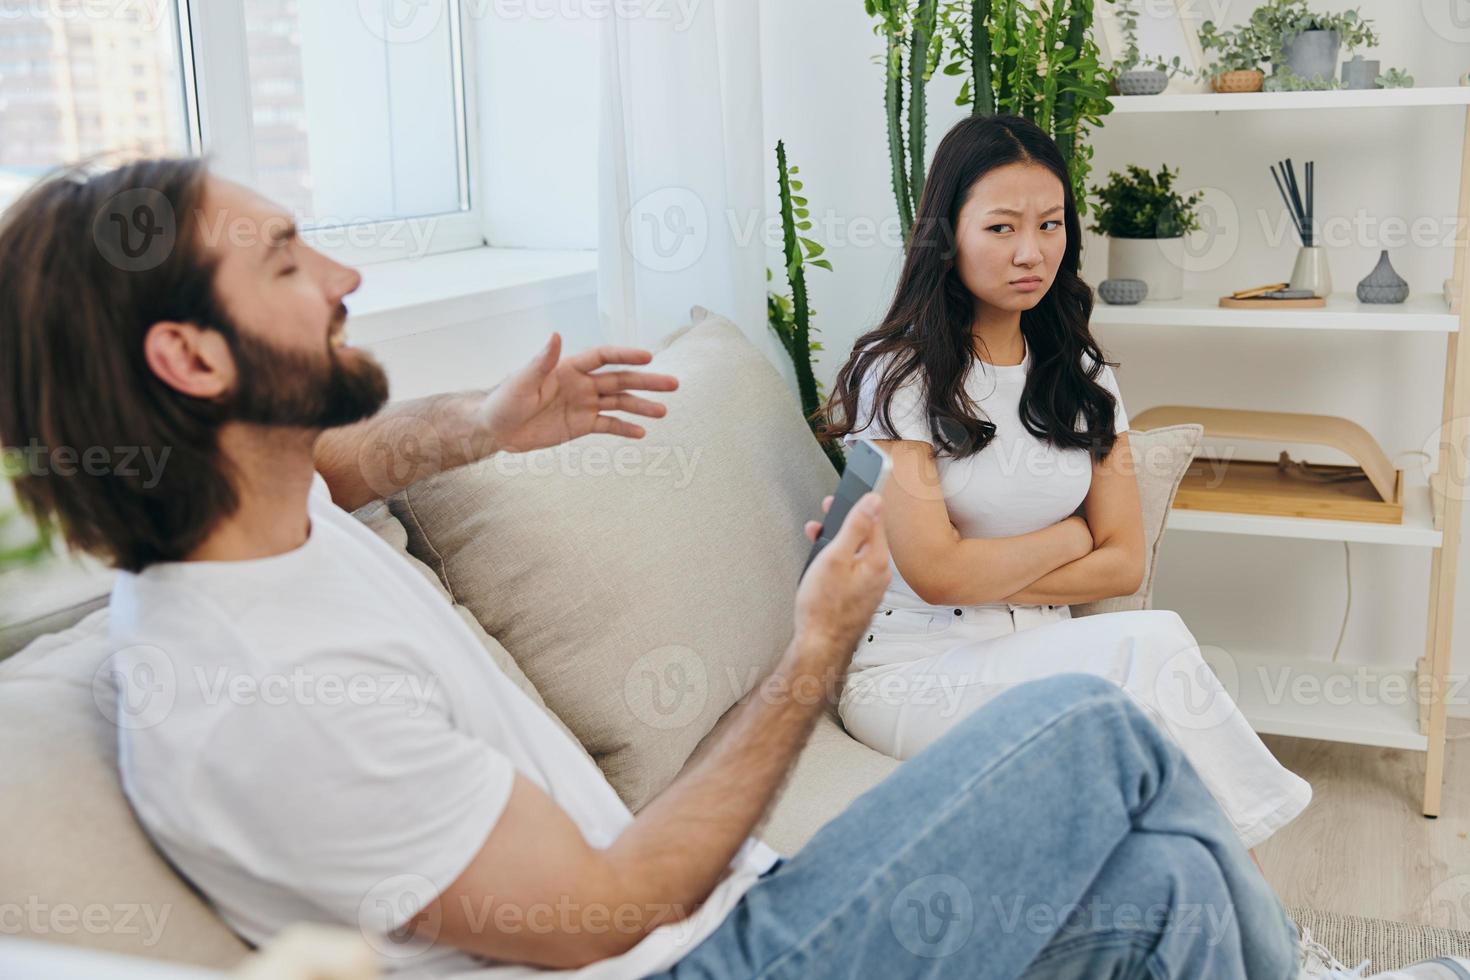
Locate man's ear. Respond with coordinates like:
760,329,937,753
142,321,235,399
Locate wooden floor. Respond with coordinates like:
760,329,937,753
1257,718,1470,928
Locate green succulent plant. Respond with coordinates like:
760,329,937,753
1088,164,1203,240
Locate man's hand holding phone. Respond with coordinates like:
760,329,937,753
789,493,892,677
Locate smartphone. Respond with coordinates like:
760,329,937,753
802,438,892,578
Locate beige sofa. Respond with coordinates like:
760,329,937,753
0,311,1201,970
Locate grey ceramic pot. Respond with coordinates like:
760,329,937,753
1098,278,1149,305
1341,54,1380,89
1117,69,1168,96
1356,250,1409,304
1282,29,1340,84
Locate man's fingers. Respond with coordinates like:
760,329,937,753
598,393,668,418
593,370,679,394
593,415,646,439
567,346,655,373
530,333,562,376
804,520,822,542
821,495,833,514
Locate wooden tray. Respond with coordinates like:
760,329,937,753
1219,295,1326,309
1174,457,1404,524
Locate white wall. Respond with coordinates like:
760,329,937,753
759,0,1470,707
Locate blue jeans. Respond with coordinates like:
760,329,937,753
649,674,1300,979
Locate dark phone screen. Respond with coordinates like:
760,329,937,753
802,442,886,577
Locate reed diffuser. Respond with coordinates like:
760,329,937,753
1271,158,1331,297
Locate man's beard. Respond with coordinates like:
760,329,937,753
221,307,389,429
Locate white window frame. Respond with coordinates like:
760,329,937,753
178,0,486,266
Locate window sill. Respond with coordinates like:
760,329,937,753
347,246,598,345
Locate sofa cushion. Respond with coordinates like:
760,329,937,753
393,311,839,810
682,705,900,854
1072,423,1203,618
0,553,114,661
0,610,252,968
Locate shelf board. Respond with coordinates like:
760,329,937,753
1093,291,1457,333
1199,647,1426,750
1108,86,1470,114
1163,483,1441,546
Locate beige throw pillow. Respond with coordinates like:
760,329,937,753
392,312,839,809
1072,422,1203,617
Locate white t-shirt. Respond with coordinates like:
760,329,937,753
843,340,1128,611
109,474,777,980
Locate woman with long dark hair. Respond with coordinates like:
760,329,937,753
823,114,1310,851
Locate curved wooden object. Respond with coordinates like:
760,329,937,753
1132,405,1399,505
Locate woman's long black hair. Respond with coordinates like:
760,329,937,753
822,114,1119,462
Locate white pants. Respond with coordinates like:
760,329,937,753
839,602,1312,849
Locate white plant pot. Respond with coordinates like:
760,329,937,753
1106,236,1184,301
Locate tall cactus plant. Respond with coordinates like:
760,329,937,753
767,141,844,473
867,0,945,245
938,0,1115,216
869,0,1114,235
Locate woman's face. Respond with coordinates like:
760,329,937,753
952,162,1068,316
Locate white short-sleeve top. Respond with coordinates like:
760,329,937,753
843,338,1127,606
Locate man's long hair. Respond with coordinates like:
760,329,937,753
0,158,239,572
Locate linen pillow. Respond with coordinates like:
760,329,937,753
1071,422,1203,617
392,311,838,809
0,610,252,968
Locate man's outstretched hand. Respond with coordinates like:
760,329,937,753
477,334,679,454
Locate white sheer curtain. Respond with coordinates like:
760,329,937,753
598,0,781,365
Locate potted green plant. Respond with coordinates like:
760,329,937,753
1195,17,1274,92
1250,0,1379,89
1112,0,1186,96
1090,164,1203,301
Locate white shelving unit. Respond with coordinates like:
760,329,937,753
1100,89,1470,816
